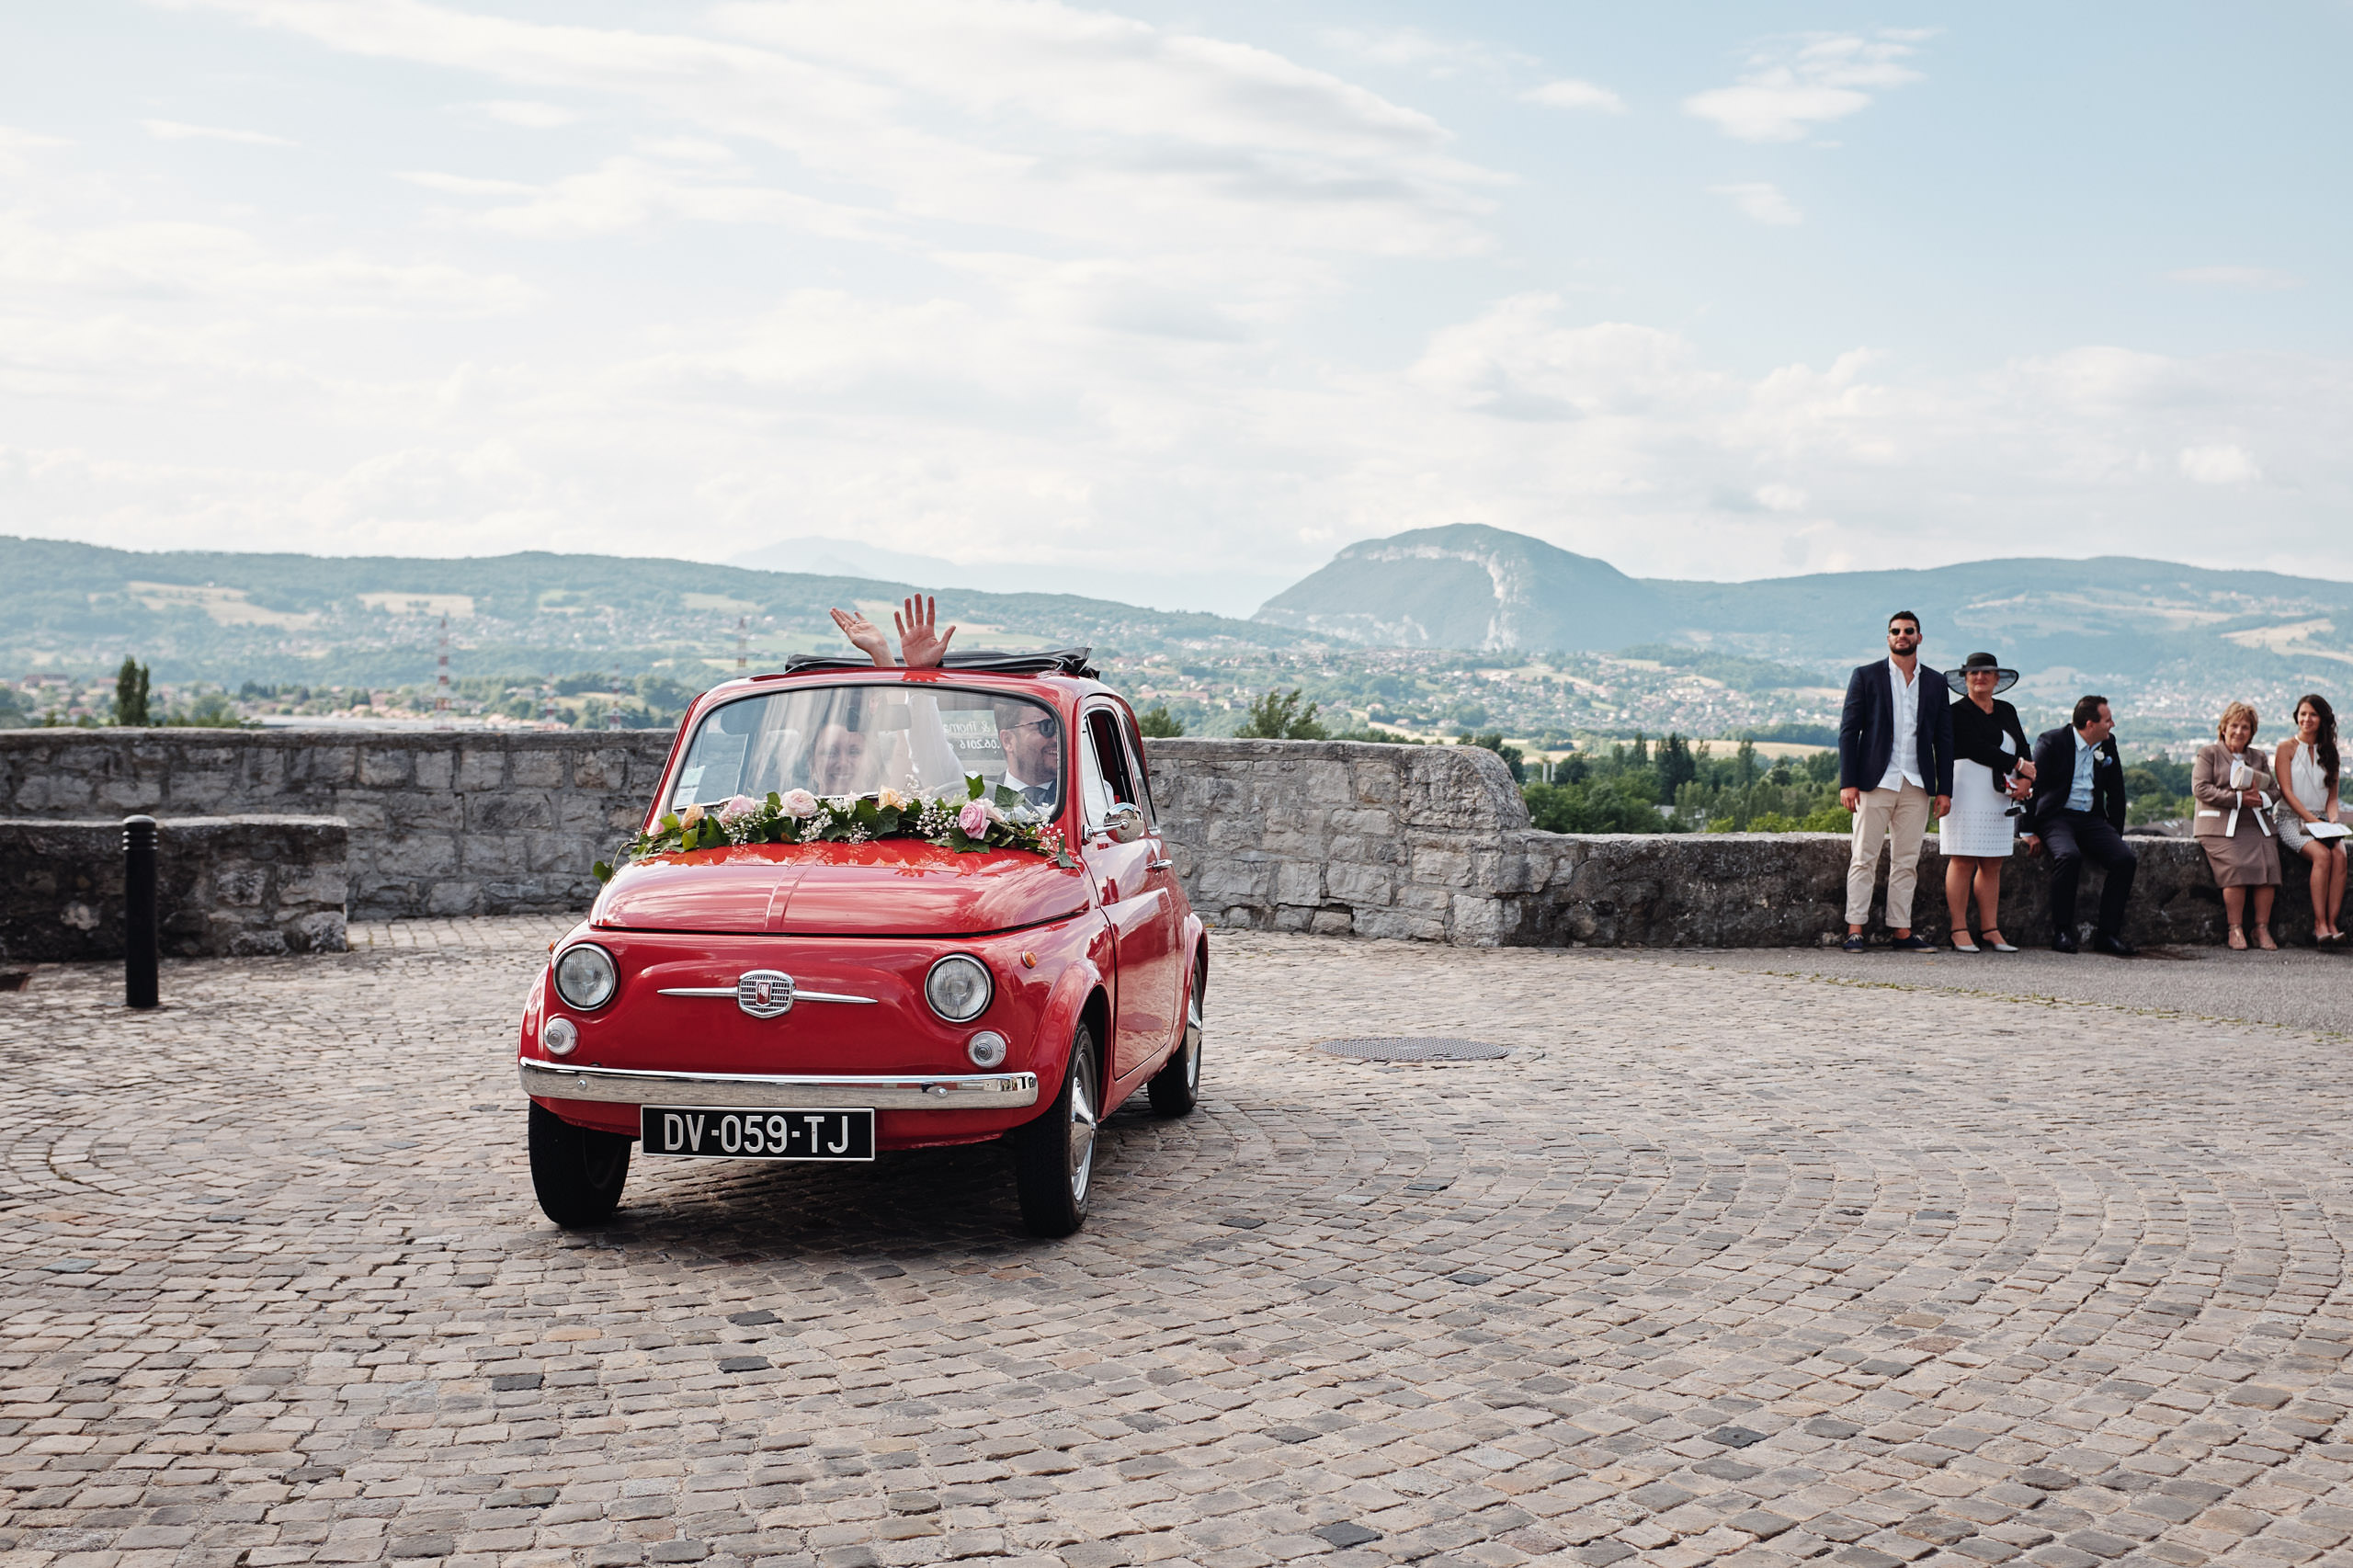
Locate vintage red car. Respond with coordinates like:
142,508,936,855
517,647,1205,1236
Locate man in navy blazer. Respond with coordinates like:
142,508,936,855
1836,610,1955,952
2025,694,2137,955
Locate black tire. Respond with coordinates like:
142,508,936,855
1014,1022,1100,1237
529,1101,631,1228
1146,960,1203,1118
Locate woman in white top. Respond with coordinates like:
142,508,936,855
2274,693,2346,946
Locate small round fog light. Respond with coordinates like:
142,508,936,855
966,1030,1008,1069
541,1017,579,1057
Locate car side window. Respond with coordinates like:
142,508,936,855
1118,711,1156,824
1081,709,1138,830
1077,722,1116,830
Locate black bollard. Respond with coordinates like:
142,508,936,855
123,814,159,1010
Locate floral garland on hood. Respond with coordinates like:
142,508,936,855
593,775,1073,881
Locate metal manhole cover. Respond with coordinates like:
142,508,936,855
1318,1037,1509,1062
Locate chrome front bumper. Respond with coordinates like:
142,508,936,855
518,1059,1040,1112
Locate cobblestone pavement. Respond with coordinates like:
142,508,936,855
6,924,2351,1568
1614,947,2353,1039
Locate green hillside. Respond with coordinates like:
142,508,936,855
0,536,1300,688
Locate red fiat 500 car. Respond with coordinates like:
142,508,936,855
517,648,1205,1237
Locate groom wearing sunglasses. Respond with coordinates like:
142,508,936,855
1837,610,1955,952
995,705,1062,812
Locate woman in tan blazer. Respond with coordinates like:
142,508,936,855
2193,701,2282,949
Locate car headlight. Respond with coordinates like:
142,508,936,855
925,954,993,1023
551,943,619,1010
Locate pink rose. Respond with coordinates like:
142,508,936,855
779,790,819,818
958,801,992,837
717,794,758,824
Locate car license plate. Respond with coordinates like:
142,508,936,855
640,1106,875,1161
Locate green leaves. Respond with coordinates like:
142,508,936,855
602,775,1070,879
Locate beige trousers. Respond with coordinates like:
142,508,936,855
1847,779,1931,927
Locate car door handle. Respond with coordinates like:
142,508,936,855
1146,858,1173,870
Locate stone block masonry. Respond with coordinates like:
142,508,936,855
0,729,2291,944
0,814,347,960
1146,737,2305,949
0,729,674,922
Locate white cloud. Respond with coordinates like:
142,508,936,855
1710,181,1802,225
1318,26,1532,75
1685,32,1927,142
139,118,297,146
0,214,535,314
2179,444,2260,485
479,98,576,129
1755,483,1808,512
2168,266,2302,290
397,169,537,197
1521,79,1626,113
424,154,896,241
160,0,1503,258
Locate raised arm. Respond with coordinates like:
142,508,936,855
893,596,956,668
829,607,896,668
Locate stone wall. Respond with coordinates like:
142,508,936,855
1144,738,2307,949
1144,737,1531,943
0,815,348,961
0,730,2302,946
0,730,672,921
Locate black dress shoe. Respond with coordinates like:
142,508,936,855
2051,932,2079,954
2092,934,2137,957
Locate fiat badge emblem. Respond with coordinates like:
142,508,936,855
735,969,794,1018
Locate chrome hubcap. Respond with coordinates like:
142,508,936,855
1184,992,1203,1091
1067,1065,1097,1204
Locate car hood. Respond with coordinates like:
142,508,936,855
592,840,1090,937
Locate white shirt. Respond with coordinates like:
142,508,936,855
1878,655,1924,792
1002,768,1057,810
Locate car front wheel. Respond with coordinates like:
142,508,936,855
1014,1022,1099,1237
529,1101,631,1228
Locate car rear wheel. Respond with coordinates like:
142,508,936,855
1015,1022,1099,1237
529,1101,631,1228
1146,960,1203,1118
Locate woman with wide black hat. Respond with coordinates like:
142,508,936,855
1942,651,2036,951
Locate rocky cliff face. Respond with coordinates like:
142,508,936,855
1252,522,1666,652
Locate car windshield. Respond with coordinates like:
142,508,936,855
669,684,1063,811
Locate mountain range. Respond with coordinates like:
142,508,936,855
6,527,2352,718
1257,523,2353,699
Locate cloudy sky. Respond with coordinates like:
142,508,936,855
5,2,2347,614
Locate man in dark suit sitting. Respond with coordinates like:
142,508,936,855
2027,694,2137,955
1836,609,1954,952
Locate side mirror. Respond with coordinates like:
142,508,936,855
1103,803,1146,844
